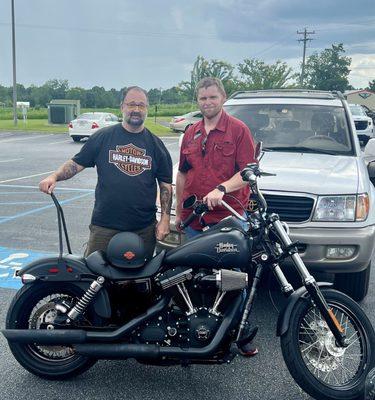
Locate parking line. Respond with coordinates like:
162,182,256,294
0,134,53,143
47,140,71,145
0,184,94,192
0,201,50,205
0,158,24,163
0,171,55,184
0,192,93,225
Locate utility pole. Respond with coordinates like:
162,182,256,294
297,28,315,87
11,0,17,126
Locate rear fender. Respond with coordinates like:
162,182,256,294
276,282,333,337
18,254,111,319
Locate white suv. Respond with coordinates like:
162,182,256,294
158,90,375,301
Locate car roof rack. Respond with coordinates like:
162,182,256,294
228,89,345,101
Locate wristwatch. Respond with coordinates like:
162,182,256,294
216,185,227,194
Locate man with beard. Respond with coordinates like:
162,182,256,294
175,77,256,238
39,86,172,258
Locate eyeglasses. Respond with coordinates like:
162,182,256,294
201,135,208,156
124,102,148,111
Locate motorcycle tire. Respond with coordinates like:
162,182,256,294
6,282,98,380
280,288,375,400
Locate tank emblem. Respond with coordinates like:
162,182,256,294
215,242,239,254
247,199,258,212
123,251,135,260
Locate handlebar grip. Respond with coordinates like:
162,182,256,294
179,212,197,230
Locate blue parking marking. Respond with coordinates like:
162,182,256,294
0,190,94,225
0,247,53,289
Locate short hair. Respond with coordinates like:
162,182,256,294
122,86,149,104
195,77,226,98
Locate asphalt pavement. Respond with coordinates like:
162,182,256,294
0,131,374,400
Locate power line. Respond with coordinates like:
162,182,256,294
297,28,315,86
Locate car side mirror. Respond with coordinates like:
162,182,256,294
254,141,263,160
118,118,123,122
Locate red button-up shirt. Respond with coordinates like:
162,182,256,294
178,110,256,230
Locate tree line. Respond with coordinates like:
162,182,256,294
1,43,374,108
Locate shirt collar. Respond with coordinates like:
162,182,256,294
192,109,229,135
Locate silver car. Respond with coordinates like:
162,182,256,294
169,111,202,132
158,90,375,301
68,112,120,142
349,103,374,145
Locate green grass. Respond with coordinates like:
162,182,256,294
0,118,176,137
0,103,196,120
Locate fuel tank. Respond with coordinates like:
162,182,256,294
164,227,252,269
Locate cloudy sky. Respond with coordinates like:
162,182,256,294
0,0,375,91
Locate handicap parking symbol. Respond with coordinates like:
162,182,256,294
0,247,51,289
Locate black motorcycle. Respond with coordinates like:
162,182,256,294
2,155,375,400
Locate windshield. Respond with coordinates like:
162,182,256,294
77,113,102,120
224,104,354,155
349,105,367,116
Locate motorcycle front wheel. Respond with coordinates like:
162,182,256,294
280,288,375,400
6,282,99,380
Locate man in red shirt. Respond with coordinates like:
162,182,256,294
175,77,256,237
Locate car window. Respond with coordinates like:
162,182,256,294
224,104,354,155
194,113,203,118
111,114,119,121
349,105,366,116
77,113,101,121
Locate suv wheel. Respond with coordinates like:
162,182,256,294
72,136,81,142
334,263,371,302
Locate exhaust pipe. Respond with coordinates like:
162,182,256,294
2,297,168,345
75,294,242,360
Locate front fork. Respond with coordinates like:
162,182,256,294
270,214,348,348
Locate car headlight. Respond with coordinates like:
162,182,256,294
312,194,369,222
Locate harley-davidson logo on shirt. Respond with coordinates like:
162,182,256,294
109,143,152,176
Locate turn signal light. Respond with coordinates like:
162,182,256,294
91,122,99,129
68,122,73,129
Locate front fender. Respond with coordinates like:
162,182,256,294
18,254,111,319
276,282,333,337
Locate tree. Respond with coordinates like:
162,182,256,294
367,79,375,91
180,56,235,100
303,43,351,92
237,59,296,90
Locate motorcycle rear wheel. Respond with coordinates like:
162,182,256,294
6,282,98,380
280,289,375,400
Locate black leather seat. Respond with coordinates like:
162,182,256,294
86,250,165,280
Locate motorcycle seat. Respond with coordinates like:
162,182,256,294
86,250,165,280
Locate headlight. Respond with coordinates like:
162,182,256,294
313,194,369,222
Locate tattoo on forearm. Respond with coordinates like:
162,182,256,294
160,183,172,215
56,160,80,181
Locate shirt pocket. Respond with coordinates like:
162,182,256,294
182,142,201,168
213,141,235,170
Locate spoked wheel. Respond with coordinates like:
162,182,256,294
6,283,98,380
281,289,375,400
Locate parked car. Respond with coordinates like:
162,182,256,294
169,110,202,132
158,89,375,301
349,103,374,145
361,104,375,124
68,112,120,142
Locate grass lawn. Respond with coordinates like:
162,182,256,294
0,118,177,137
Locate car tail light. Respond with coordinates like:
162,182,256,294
91,122,99,129
174,118,185,123
68,122,73,129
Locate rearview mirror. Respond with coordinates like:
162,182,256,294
183,195,197,209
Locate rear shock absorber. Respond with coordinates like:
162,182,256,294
67,276,105,321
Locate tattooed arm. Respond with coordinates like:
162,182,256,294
39,160,85,194
156,181,172,241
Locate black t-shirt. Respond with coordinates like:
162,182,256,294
72,123,172,231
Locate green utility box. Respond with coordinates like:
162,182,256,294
47,100,81,124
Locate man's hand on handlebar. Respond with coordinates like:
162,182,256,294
203,188,224,210
39,174,57,194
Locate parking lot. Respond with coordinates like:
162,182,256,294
0,131,374,400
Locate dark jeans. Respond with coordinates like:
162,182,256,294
85,221,157,261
